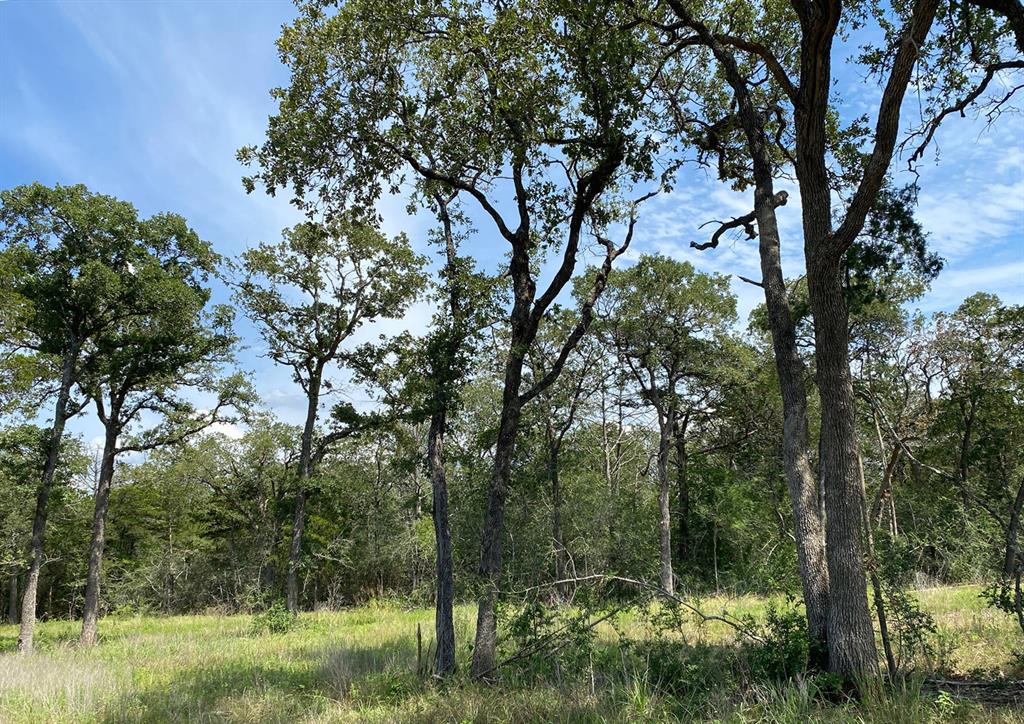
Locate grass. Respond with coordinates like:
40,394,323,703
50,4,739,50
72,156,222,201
0,586,1021,722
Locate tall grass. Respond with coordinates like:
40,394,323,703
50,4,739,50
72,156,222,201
0,587,1020,722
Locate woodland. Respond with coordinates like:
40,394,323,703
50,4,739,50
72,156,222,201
1,0,1023,721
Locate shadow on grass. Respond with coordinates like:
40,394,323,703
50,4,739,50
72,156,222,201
99,655,329,723
95,635,423,723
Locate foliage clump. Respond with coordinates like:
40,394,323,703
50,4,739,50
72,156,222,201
250,601,297,635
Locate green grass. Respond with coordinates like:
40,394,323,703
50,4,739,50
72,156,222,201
0,587,1021,722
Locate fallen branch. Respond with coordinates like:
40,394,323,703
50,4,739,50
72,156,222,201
518,573,765,643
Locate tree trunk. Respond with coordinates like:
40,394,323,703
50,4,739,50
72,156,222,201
18,342,78,654
287,488,307,613
794,19,878,673
858,453,896,678
758,210,831,666
674,430,690,569
428,411,456,678
1003,477,1024,578
470,353,525,679
808,252,879,678
287,368,321,613
80,421,119,646
549,440,568,601
657,412,675,595
789,0,937,679
7,570,18,624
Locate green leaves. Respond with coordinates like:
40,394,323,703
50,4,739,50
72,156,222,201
243,0,668,230
233,214,425,383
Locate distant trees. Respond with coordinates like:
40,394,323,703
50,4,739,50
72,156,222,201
596,257,739,594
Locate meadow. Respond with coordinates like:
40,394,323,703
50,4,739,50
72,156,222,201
0,586,1021,723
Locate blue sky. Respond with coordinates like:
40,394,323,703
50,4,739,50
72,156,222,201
1,0,1022,445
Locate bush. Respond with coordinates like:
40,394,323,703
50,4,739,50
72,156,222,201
744,601,810,681
250,601,297,635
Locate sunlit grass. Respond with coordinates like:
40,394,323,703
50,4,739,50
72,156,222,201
0,587,1020,722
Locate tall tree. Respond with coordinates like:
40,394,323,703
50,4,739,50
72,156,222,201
76,211,245,645
644,0,1019,677
240,0,674,677
235,217,423,612
399,192,494,676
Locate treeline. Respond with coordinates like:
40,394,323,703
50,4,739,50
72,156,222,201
2,0,1022,686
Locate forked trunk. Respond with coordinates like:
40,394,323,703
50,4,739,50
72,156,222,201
679,15,832,661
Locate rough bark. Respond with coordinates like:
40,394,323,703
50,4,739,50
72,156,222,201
807,251,879,677
428,412,456,677
80,421,120,646
18,342,78,654
470,347,525,678
761,216,832,665
799,0,938,678
792,0,876,679
287,367,322,613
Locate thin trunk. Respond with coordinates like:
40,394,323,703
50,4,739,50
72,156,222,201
656,412,674,595
1003,477,1024,578
18,342,78,654
858,453,896,678
287,489,307,612
674,430,690,568
287,368,322,613
428,411,456,677
550,439,568,601
7,571,18,624
712,521,719,593
80,419,119,646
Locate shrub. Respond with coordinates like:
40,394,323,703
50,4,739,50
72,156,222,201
250,601,297,635
744,601,810,681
